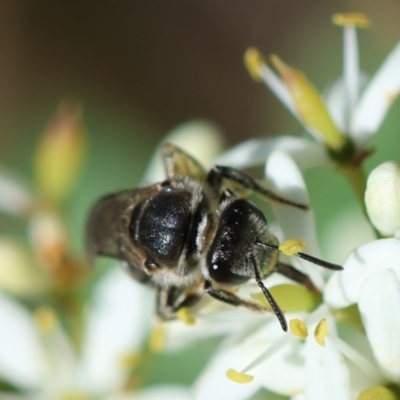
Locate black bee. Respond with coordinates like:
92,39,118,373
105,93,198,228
86,143,342,331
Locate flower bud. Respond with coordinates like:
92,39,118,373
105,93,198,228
34,102,86,203
365,161,400,235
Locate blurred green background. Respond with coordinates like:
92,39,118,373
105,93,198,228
1,0,400,393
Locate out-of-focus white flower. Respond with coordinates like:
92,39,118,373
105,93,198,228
365,161,400,236
0,268,169,399
219,13,400,169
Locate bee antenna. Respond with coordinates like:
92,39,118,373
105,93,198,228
251,255,288,332
258,242,343,271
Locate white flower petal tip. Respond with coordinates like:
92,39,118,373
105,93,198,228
365,161,400,235
142,120,225,183
359,269,400,381
265,150,309,205
325,239,400,308
352,40,400,143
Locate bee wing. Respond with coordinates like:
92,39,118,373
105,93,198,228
161,142,207,182
86,189,136,262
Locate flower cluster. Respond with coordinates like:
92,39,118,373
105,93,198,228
1,10,400,400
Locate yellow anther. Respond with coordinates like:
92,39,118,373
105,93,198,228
314,319,328,346
149,324,166,353
118,352,141,370
251,284,320,313
176,307,196,325
279,239,305,256
269,54,346,151
34,306,58,334
289,319,308,339
357,385,397,400
332,12,371,28
226,369,254,384
244,47,266,82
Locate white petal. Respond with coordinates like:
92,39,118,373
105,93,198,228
304,314,351,400
351,40,400,144
79,268,153,393
216,136,328,170
265,150,324,289
304,335,351,400
358,269,400,381
324,78,348,132
0,170,33,217
194,345,261,400
0,292,48,388
324,73,369,136
164,308,261,352
196,322,305,399
142,120,225,183
325,239,400,307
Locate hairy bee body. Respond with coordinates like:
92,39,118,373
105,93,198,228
87,143,342,331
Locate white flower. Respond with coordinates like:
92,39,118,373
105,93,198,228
365,161,400,236
219,14,400,169
0,268,194,399
325,238,400,383
193,150,384,400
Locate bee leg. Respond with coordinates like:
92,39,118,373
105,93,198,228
156,286,178,320
204,281,266,313
156,286,204,320
276,263,320,294
207,165,308,210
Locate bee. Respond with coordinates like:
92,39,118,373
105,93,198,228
86,143,342,331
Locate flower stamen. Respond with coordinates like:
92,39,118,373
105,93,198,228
332,12,371,28
176,307,196,325
289,318,308,339
226,368,254,384
314,319,328,346
279,239,305,255
269,54,347,152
